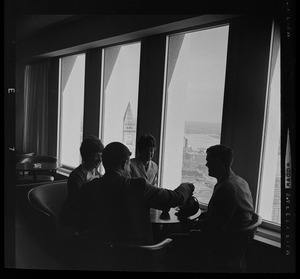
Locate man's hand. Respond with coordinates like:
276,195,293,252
180,182,195,193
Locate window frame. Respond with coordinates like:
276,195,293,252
256,20,281,233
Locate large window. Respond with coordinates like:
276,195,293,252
58,53,86,168
160,25,229,204
99,42,141,160
257,29,281,226
54,17,281,236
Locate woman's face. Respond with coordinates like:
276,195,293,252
87,151,103,169
140,146,156,162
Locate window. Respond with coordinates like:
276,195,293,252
160,25,229,204
99,42,141,159
257,30,281,226
58,53,86,168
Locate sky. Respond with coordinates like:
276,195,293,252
184,25,229,123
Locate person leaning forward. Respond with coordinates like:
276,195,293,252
78,141,195,245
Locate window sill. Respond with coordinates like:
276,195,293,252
57,167,72,177
254,227,281,248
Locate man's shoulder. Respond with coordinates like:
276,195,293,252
221,175,251,196
228,175,249,188
126,176,157,193
126,176,147,186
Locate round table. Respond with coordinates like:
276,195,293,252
150,207,201,224
150,207,202,241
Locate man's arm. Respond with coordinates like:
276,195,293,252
143,181,194,209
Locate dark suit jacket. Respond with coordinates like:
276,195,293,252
196,170,254,231
79,171,193,245
130,157,158,186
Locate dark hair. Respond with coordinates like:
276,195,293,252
206,144,234,168
136,134,156,154
102,142,132,171
80,135,104,162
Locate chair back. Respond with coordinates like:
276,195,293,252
27,181,68,244
222,213,262,272
203,212,262,272
168,213,262,272
229,212,262,236
27,180,173,271
73,234,173,271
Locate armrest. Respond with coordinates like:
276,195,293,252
138,238,173,251
114,238,173,252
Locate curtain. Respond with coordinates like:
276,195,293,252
22,60,50,155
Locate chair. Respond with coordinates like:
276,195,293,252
27,181,173,271
167,213,262,273
18,155,58,183
27,181,70,243
76,235,173,271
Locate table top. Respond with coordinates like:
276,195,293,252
16,161,61,171
150,207,201,224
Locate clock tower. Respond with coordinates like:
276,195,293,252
123,102,136,155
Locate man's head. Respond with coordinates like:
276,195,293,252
102,142,132,175
80,135,104,168
205,144,234,178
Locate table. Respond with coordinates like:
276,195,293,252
150,207,201,224
16,161,61,181
150,207,201,242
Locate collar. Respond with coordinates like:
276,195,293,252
217,169,235,184
136,157,151,168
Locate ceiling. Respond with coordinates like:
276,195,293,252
15,15,80,41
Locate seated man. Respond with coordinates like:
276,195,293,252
167,144,254,272
193,144,254,232
78,141,194,245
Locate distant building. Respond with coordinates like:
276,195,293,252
123,102,136,155
272,177,281,224
271,152,281,224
